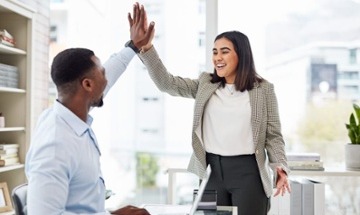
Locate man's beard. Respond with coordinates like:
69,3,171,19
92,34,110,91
93,96,104,107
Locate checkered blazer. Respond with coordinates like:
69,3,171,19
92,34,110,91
139,46,290,197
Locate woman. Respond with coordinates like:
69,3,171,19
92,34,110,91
135,25,291,214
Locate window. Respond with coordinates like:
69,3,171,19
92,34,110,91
350,48,357,64
49,0,360,213
49,25,57,42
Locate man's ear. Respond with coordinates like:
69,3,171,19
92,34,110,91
81,78,93,92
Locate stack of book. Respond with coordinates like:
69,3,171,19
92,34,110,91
286,152,324,171
0,143,20,167
0,62,19,88
0,29,16,47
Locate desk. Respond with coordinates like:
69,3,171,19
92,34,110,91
165,167,360,213
142,204,237,215
166,168,189,204
166,168,360,204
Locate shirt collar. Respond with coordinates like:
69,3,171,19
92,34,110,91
54,100,93,136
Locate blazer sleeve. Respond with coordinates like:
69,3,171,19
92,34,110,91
264,82,290,176
138,46,199,98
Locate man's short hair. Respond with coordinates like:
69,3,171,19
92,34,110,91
51,48,95,87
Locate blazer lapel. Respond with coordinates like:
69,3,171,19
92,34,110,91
249,82,263,148
194,82,220,145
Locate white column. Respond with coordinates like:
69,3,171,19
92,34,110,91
205,0,218,73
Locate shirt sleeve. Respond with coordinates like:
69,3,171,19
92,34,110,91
103,47,136,97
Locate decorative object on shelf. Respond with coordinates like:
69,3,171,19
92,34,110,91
344,103,360,171
0,113,4,128
0,182,13,212
0,29,15,47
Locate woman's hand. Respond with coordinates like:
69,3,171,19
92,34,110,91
274,167,291,197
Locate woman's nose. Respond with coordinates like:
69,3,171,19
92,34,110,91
214,54,222,61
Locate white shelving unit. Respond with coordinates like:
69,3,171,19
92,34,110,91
0,0,35,207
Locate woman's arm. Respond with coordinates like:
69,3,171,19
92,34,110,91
138,46,199,99
263,82,291,196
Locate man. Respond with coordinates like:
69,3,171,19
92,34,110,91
25,3,154,214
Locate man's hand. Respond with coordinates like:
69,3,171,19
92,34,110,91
111,205,150,215
273,167,291,197
127,2,155,52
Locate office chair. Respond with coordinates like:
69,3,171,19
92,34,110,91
11,183,28,215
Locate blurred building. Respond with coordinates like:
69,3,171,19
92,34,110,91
265,40,360,136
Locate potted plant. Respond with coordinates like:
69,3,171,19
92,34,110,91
345,103,360,170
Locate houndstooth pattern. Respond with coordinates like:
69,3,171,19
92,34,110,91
139,47,290,198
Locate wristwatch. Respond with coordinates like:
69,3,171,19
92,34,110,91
125,40,141,53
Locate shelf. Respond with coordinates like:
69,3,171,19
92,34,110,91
0,127,25,132
0,0,36,18
0,87,25,93
0,210,15,215
0,0,34,198
0,44,26,55
0,163,24,173
290,167,360,177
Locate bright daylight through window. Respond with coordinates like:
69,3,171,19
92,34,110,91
49,0,360,214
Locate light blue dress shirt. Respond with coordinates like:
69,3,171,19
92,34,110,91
25,47,135,215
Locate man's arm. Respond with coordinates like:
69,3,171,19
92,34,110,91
110,205,150,215
102,47,135,97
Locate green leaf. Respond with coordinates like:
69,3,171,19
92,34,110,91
348,129,356,143
350,113,356,126
354,104,360,124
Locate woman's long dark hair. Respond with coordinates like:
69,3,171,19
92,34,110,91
210,31,263,92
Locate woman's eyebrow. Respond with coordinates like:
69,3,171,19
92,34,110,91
212,47,231,51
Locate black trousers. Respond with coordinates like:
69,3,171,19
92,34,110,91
205,152,269,215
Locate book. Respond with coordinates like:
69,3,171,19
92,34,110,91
0,143,19,150
286,152,321,161
290,166,325,171
290,180,302,215
273,179,326,215
288,160,324,171
0,37,15,47
0,147,18,155
268,188,290,215
287,160,323,167
0,153,18,160
0,156,19,167
300,179,325,215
